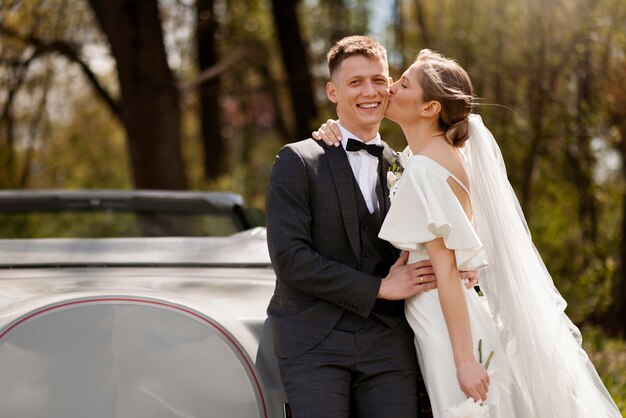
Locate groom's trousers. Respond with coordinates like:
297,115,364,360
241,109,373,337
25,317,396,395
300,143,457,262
278,316,429,418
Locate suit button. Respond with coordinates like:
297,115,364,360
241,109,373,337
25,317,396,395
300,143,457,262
363,225,370,231
364,251,371,257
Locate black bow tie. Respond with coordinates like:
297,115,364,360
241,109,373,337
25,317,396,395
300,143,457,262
346,138,384,158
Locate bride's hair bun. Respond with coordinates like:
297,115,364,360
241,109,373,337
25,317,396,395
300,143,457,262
413,49,474,148
444,118,470,146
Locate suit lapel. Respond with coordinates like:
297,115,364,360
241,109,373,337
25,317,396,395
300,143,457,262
326,146,361,259
378,144,400,257
379,144,395,217
375,165,385,215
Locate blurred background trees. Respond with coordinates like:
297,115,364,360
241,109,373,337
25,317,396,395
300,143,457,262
1,0,625,406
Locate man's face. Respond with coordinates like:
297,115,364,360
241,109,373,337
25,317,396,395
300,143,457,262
326,55,390,139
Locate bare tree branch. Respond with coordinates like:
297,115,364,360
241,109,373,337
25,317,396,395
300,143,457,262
0,25,122,121
0,49,37,188
180,48,247,94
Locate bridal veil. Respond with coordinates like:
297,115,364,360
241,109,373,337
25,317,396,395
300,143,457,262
464,114,621,417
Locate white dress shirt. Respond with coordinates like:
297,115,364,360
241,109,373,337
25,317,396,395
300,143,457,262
339,123,381,214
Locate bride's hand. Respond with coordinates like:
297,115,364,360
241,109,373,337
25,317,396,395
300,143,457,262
456,359,490,402
461,270,479,289
312,119,342,147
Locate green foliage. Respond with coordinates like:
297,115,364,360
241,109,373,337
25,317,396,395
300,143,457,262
0,212,139,238
29,82,130,190
0,212,241,238
583,326,626,414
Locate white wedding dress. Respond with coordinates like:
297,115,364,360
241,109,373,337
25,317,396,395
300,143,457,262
380,155,519,417
379,115,621,418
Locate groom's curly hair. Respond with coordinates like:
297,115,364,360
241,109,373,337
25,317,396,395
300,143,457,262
327,36,388,78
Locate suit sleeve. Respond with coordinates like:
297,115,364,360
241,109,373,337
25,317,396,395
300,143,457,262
266,145,381,318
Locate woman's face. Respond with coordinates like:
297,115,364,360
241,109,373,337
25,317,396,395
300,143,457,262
386,63,427,124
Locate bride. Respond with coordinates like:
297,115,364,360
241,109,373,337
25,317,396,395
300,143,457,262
316,49,621,417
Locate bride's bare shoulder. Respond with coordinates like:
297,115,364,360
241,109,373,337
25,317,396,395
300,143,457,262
420,139,469,184
420,139,458,168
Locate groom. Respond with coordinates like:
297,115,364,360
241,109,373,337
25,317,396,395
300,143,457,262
266,36,434,418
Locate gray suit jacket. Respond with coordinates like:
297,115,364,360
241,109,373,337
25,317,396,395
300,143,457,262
266,138,401,359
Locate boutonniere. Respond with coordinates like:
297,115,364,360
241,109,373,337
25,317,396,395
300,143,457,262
387,156,403,187
387,151,408,201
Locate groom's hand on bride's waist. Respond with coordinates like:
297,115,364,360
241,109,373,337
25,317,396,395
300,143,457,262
377,253,480,300
377,252,437,300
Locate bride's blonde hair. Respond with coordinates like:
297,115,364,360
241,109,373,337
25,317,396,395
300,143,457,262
413,49,474,147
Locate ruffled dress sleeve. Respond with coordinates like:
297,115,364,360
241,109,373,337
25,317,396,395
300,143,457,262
379,156,488,271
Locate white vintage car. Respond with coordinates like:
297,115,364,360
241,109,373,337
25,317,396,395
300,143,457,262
0,190,288,418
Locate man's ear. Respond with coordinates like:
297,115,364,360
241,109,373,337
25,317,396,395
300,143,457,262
326,81,337,103
421,101,442,118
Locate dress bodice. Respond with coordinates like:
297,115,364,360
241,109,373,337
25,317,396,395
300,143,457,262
379,155,488,271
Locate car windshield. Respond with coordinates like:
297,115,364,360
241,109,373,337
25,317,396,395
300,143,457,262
0,190,262,239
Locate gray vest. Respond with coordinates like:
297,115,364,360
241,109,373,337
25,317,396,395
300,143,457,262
335,171,404,331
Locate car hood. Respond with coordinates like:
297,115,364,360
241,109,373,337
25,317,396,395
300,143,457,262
0,227,275,357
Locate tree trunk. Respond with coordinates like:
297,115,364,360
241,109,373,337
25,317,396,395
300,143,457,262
88,0,187,190
394,0,407,70
0,83,17,189
324,0,350,43
613,144,626,337
0,59,28,188
270,0,318,142
351,0,369,35
520,9,549,215
256,59,290,142
573,41,598,245
611,117,626,337
520,96,544,214
491,0,506,108
197,0,226,180
414,0,430,47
